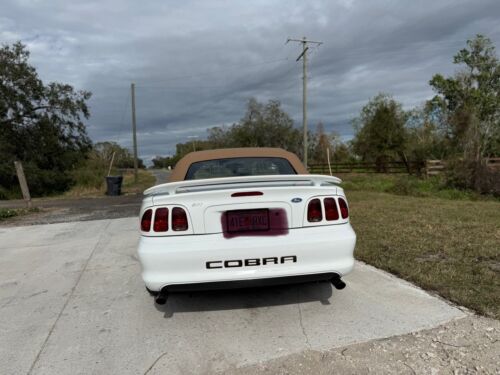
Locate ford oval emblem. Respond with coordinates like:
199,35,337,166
291,198,302,203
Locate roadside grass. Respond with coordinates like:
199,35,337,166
121,169,157,194
338,173,497,201
64,169,156,198
348,190,500,319
0,207,40,221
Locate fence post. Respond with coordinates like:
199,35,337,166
426,160,445,177
14,161,32,208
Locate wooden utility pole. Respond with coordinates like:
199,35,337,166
286,37,323,169
131,83,139,183
14,161,31,208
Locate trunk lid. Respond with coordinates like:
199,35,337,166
146,175,341,235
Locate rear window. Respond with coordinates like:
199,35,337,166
185,157,297,180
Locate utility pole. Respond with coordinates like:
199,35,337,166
130,82,138,183
286,37,323,168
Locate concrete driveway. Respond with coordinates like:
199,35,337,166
0,218,467,375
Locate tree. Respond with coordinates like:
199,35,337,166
429,34,500,160
404,105,447,174
94,142,144,169
311,122,332,164
0,42,92,197
351,93,408,172
429,35,500,192
163,98,350,169
207,98,303,156
152,155,175,169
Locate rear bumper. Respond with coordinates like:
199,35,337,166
138,223,356,292
163,272,337,292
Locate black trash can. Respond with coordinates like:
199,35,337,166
105,176,123,196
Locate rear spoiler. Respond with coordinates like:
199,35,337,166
144,174,342,196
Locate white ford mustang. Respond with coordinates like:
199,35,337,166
137,148,356,304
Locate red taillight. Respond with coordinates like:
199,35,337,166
307,199,323,222
338,198,349,219
172,207,188,231
153,208,168,232
141,209,152,231
324,198,339,221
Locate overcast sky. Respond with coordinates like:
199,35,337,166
2,0,500,162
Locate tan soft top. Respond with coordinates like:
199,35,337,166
169,147,307,182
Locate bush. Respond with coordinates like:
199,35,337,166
0,208,18,220
71,157,108,189
21,162,74,197
446,159,500,197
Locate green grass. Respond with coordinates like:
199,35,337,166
348,190,500,319
0,207,40,221
338,173,497,201
65,169,156,197
121,169,156,194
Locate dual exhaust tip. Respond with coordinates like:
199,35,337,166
155,293,168,305
154,275,346,305
330,274,346,290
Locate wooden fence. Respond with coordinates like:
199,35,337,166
425,158,500,177
310,158,500,176
487,157,500,170
308,161,422,174
425,160,445,177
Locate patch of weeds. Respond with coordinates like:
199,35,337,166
0,208,19,220
0,207,41,221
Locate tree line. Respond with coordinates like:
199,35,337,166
153,35,500,194
1,35,499,198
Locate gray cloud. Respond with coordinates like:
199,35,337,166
2,0,500,162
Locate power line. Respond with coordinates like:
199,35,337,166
139,57,292,85
99,36,499,90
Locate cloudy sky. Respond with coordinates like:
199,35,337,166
2,0,500,163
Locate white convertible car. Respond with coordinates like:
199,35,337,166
138,148,356,304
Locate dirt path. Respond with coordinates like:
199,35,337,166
0,194,143,226
224,315,500,374
0,169,170,227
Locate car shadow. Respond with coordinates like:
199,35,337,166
153,281,334,318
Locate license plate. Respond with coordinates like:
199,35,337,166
226,209,270,233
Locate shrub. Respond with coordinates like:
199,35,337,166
71,157,108,189
0,208,18,220
446,159,500,197
21,162,74,197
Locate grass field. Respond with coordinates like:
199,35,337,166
339,173,498,201
348,190,500,319
65,169,155,197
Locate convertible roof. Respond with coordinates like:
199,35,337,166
168,147,307,182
